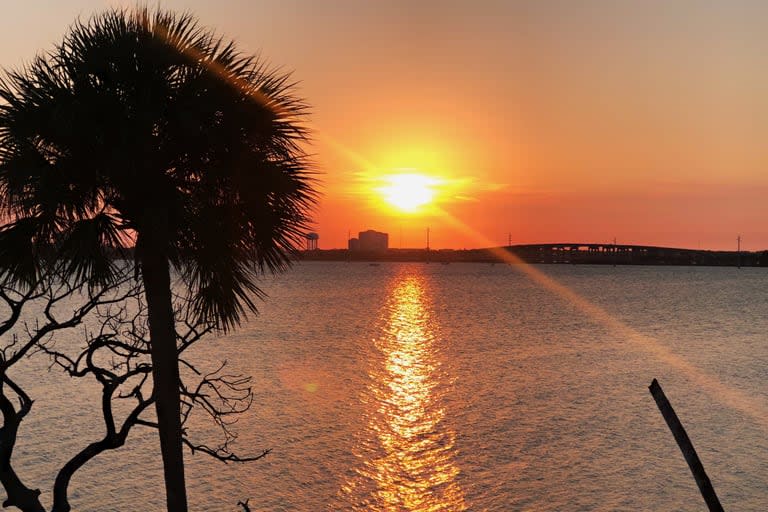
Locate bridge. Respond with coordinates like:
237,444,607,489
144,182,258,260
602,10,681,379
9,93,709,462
475,243,763,266
302,243,767,266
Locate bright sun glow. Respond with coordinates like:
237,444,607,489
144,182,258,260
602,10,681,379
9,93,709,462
377,173,440,213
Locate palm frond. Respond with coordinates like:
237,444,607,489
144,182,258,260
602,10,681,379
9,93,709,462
0,217,44,289
57,213,125,287
0,6,318,327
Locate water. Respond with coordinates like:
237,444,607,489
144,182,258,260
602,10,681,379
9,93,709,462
6,262,768,510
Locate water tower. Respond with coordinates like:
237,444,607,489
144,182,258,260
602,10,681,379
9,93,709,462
305,232,319,251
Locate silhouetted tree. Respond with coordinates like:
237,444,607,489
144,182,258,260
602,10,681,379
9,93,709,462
0,8,314,510
0,274,267,512
0,271,134,511
37,282,268,512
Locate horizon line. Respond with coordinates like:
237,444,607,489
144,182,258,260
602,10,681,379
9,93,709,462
311,242,763,253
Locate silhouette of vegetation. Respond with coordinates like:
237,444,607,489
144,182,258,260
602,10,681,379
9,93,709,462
0,272,267,511
0,270,129,512
0,7,314,510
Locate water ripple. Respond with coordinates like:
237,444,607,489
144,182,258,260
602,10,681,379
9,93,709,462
340,269,466,511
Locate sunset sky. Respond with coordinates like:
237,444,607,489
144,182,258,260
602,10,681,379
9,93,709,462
1,1,767,250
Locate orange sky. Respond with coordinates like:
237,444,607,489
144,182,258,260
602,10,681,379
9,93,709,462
2,1,767,250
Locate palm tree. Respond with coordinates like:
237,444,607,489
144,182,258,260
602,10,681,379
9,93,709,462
0,8,315,511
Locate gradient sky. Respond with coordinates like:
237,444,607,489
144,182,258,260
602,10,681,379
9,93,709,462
2,1,767,250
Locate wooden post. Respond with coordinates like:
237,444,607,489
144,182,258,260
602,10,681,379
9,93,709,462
648,378,724,512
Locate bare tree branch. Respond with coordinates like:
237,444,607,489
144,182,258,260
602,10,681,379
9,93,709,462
0,269,266,511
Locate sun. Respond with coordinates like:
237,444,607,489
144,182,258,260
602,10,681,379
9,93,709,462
377,173,440,213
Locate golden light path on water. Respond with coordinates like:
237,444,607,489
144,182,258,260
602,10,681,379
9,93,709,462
437,208,768,427
341,272,466,511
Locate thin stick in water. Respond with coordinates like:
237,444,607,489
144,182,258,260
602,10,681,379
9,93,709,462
648,378,724,512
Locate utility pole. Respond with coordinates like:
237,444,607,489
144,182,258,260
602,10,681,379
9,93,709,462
508,232,512,247
737,235,741,269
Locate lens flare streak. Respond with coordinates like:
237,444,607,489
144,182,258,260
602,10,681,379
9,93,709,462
435,206,768,427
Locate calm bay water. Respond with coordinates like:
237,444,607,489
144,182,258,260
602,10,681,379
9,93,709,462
8,262,768,510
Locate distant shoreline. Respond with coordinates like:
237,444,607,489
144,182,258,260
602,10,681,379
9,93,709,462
300,243,768,267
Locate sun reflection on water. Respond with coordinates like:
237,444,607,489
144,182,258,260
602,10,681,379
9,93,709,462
341,271,466,511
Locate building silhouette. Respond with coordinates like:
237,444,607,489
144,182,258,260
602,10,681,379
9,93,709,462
349,230,388,251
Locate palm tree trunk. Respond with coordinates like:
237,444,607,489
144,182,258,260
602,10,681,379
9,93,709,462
140,246,187,512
